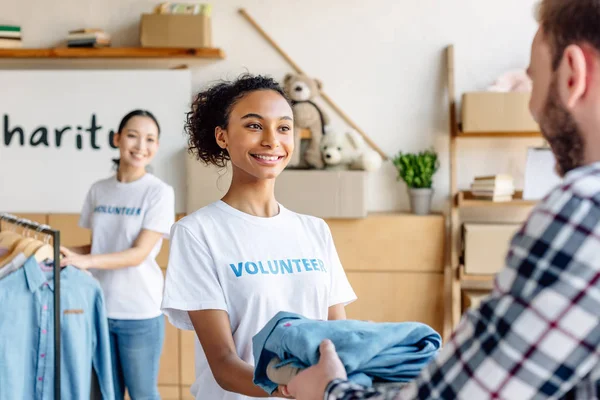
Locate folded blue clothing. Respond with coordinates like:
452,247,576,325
252,311,442,394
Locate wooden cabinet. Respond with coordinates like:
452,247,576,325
47,214,90,247
326,213,445,332
326,213,445,273
345,272,444,333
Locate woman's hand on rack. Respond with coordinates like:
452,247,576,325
60,246,93,270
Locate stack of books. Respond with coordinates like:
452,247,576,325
470,174,515,202
66,29,111,48
0,25,22,48
153,2,212,15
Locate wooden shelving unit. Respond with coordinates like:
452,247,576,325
456,130,541,138
456,190,537,207
459,268,495,291
0,47,226,59
443,45,542,340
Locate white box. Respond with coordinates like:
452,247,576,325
185,154,368,218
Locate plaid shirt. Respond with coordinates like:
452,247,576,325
325,161,600,400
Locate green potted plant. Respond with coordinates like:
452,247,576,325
392,149,440,215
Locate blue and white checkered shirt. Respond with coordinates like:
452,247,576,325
326,161,600,400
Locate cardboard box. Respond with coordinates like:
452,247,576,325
462,223,521,275
185,154,368,218
140,13,212,48
461,92,539,133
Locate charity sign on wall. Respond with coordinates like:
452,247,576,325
0,70,191,213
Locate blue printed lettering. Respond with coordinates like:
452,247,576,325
245,262,259,275
318,259,327,272
93,204,143,217
229,263,243,277
310,259,319,271
292,259,302,272
267,260,279,274
258,261,269,275
302,259,312,271
228,258,327,278
279,260,292,274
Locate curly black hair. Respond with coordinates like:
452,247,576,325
185,73,292,168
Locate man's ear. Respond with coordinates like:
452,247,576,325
560,44,587,110
215,126,227,149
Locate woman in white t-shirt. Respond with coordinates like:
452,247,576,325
60,110,175,400
161,74,357,400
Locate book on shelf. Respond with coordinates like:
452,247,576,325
469,174,515,201
0,25,22,48
66,29,111,48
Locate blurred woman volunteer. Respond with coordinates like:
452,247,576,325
161,74,357,400
60,110,175,400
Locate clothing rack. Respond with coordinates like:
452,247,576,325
0,213,61,399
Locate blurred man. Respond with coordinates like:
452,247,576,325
288,1,600,398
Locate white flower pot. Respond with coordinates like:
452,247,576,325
408,188,434,215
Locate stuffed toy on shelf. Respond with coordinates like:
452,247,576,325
283,73,330,169
320,130,382,172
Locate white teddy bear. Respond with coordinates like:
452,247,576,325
320,130,382,172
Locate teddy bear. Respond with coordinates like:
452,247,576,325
283,73,330,169
320,129,383,172
487,69,532,92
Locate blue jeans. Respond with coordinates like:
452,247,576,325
108,316,165,400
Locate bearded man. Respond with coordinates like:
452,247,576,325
285,1,600,399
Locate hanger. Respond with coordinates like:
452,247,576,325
0,236,36,267
33,224,56,264
0,215,23,248
0,220,40,267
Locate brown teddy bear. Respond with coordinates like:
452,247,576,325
283,73,330,169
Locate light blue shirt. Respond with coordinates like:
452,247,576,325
0,256,114,399
252,311,442,394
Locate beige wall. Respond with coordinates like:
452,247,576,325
1,0,543,213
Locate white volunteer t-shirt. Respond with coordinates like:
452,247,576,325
161,200,357,400
79,173,175,320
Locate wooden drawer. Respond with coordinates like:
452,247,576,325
157,213,185,269
345,272,444,334
47,214,90,247
326,213,445,273
159,315,180,385
180,329,197,386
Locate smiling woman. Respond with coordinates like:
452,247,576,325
59,108,176,400
160,73,357,400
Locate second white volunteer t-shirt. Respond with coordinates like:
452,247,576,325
79,173,175,320
161,200,357,400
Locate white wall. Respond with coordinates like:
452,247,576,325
1,0,544,213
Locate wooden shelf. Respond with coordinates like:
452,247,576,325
456,130,541,138
460,269,495,291
457,190,537,208
0,47,226,59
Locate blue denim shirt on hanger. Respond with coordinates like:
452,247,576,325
0,256,114,399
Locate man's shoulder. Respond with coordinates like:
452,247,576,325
537,163,600,213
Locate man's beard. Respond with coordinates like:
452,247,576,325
538,77,585,177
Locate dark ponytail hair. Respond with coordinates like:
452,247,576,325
112,109,161,169
185,73,291,168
